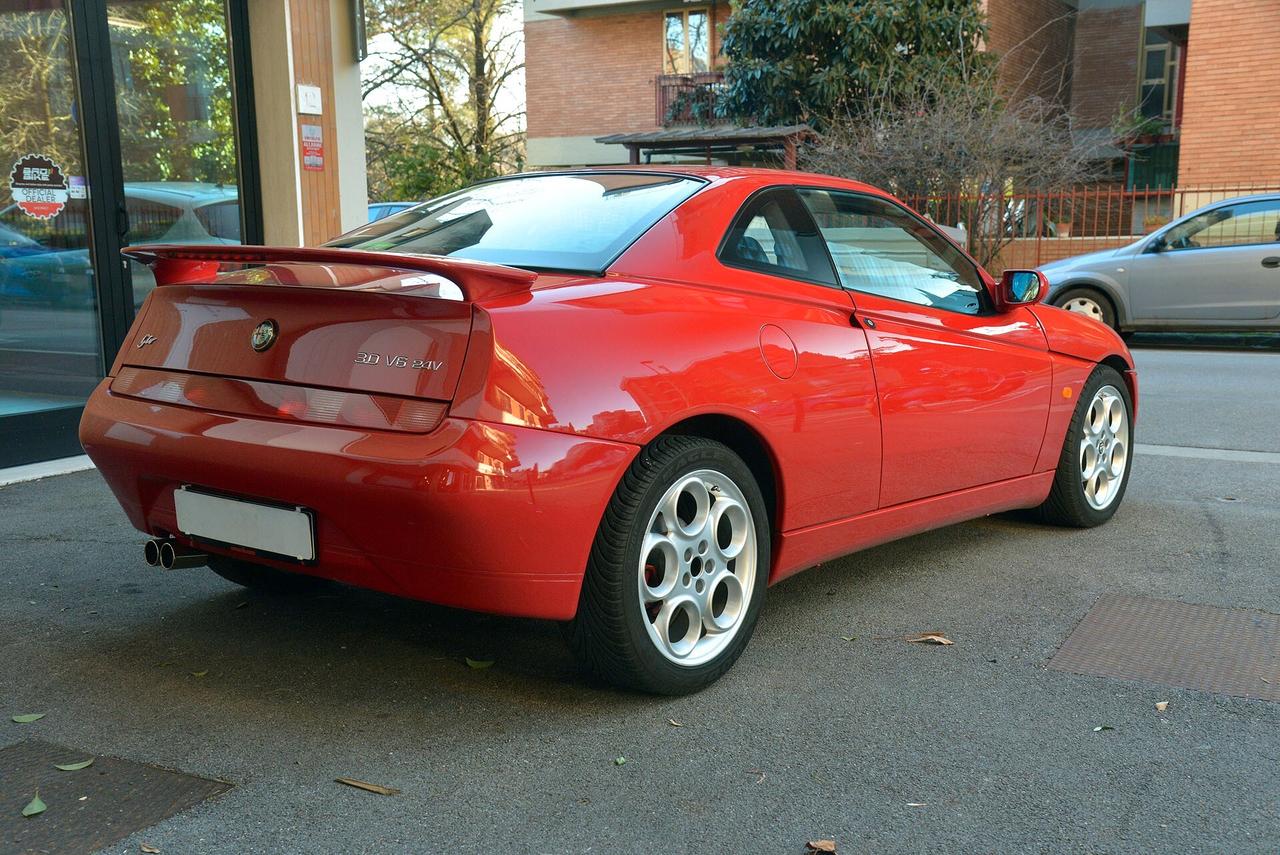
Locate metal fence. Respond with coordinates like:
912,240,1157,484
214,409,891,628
899,183,1280,273
655,72,724,127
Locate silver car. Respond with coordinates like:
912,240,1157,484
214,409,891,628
1040,193,1280,333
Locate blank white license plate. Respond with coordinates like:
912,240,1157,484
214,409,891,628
174,487,315,561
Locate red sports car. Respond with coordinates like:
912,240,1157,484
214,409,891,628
81,168,1136,694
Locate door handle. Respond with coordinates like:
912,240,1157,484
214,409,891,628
1263,256,1280,269
851,314,876,329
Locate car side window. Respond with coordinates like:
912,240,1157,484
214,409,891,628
718,190,838,287
796,188,988,315
1162,199,1280,251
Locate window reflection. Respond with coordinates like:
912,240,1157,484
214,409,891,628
0,2,103,419
108,0,242,305
663,9,710,75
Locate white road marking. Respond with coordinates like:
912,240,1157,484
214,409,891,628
1138,444,1280,464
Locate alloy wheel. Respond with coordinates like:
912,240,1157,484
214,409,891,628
638,469,757,667
1080,384,1129,511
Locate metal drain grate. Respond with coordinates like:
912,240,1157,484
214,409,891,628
1049,595,1280,701
1,740,229,855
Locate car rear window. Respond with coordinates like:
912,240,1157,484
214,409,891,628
325,173,704,273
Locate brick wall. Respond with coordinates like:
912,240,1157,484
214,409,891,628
527,8,725,141
526,12,660,139
984,0,1076,107
1069,4,1142,129
1178,0,1280,186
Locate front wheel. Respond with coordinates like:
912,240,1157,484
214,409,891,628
567,436,770,695
1035,365,1133,527
1055,287,1118,331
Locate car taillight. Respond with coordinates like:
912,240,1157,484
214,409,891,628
112,367,447,433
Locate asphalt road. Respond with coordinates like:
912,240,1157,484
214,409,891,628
2,345,1278,854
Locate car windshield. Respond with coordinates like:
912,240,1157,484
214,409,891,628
326,173,704,273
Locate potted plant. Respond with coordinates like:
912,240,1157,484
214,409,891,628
1143,214,1169,234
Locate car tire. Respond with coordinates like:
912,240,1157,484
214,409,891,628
1034,365,1133,527
207,555,322,594
566,435,770,695
1055,287,1118,331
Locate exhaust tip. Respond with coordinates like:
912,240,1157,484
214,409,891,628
144,538,164,566
159,540,208,570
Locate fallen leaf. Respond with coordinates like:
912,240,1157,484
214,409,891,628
805,841,837,853
907,633,954,645
12,713,45,724
54,758,93,772
464,658,494,670
141,844,161,854
190,670,208,678
1155,701,1169,712
614,756,627,766
841,636,857,642
1093,725,1115,732
334,777,400,796
667,719,684,727
22,792,46,818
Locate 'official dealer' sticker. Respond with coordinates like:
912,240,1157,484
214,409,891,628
9,153,69,219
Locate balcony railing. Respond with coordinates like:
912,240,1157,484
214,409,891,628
656,71,724,127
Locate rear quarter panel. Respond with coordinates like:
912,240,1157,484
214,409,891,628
450,274,884,532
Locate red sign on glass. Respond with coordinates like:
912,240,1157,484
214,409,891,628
9,153,69,219
301,124,324,171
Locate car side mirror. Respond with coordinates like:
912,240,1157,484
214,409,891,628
1149,236,1168,253
995,269,1047,310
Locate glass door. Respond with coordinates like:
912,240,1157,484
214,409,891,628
0,0,105,448
105,0,243,307
0,0,253,467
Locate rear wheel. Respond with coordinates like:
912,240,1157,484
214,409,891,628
1055,287,1117,331
1035,365,1133,527
208,555,321,594
567,436,770,695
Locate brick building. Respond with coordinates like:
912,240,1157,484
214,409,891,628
524,0,1278,190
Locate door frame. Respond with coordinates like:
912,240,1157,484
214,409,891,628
1,0,262,468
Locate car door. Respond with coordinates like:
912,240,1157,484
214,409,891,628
796,187,1053,508
717,187,884,522
1127,197,1280,323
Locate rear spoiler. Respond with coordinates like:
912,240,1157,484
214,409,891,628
122,244,538,303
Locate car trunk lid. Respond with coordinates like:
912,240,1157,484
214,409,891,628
116,244,538,402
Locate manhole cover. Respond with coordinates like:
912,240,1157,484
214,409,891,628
0,740,229,855
1049,595,1280,701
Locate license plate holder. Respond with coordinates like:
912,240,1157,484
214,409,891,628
173,486,315,562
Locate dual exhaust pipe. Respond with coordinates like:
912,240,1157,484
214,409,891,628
144,538,207,570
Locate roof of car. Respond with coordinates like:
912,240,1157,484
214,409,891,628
508,166,892,198
124,181,239,206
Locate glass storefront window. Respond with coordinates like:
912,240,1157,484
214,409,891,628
0,1,104,423
0,0,247,466
107,0,243,306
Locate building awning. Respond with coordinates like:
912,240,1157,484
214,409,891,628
595,125,817,169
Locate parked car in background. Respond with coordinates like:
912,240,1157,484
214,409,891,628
82,168,1137,694
0,182,239,309
367,201,417,221
1040,194,1280,333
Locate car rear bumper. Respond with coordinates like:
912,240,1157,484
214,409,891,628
79,380,638,620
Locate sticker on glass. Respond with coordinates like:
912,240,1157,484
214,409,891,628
9,153,69,219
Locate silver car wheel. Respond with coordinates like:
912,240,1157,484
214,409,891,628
1063,296,1105,322
638,468,758,667
1080,384,1129,511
